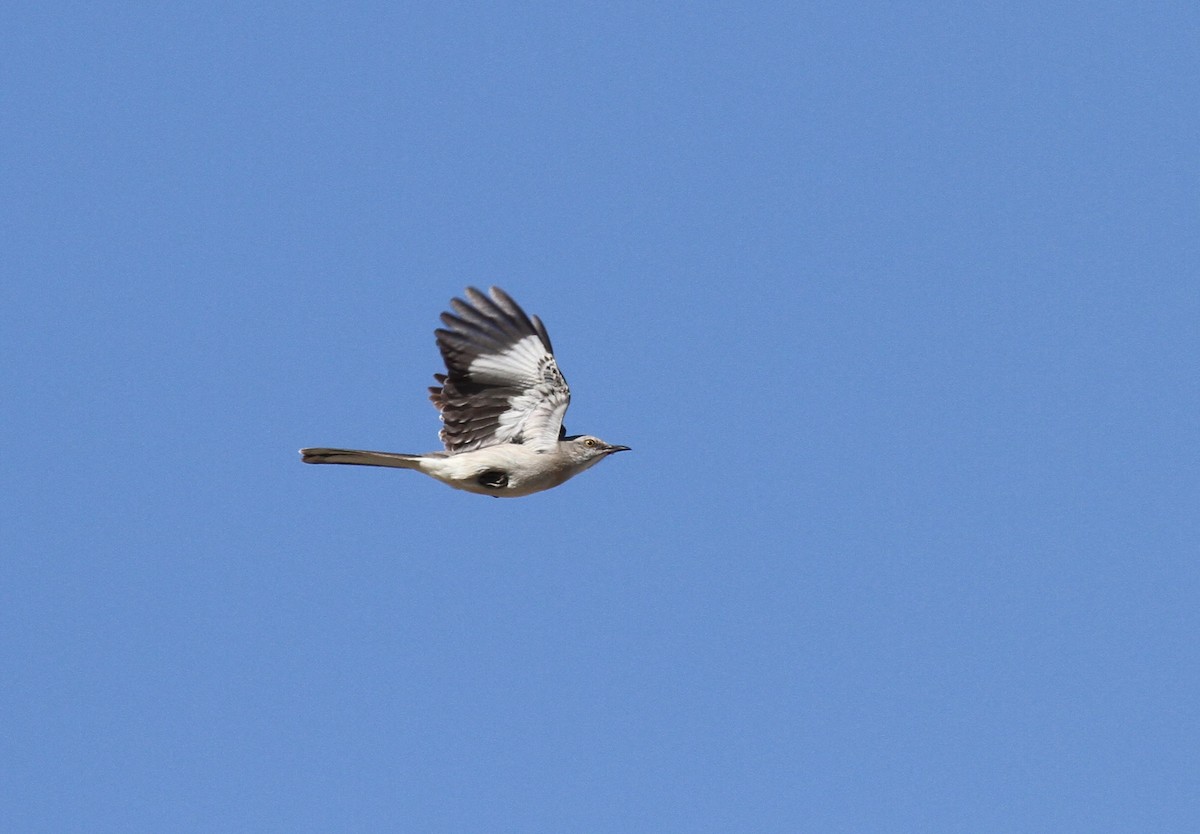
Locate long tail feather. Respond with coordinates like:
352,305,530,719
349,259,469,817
300,448,423,469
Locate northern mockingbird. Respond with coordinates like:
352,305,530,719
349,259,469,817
301,286,629,497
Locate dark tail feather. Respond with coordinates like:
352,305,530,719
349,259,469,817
300,448,423,469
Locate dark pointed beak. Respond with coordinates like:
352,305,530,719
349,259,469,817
606,444,631,454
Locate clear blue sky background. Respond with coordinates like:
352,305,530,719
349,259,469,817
3,3,1197,831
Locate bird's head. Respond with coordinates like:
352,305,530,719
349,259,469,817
564,435,631,465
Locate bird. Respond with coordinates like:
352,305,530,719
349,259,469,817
300,286,629,497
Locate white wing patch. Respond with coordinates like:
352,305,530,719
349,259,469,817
467,334,547,385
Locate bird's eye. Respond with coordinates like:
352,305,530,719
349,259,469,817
584,438,596,448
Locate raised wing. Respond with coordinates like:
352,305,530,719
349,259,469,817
429,287,570,453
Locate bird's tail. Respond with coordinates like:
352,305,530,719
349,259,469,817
300,448,424,469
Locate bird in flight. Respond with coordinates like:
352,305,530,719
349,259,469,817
301,287,629,497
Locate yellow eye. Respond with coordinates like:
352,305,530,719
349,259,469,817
584,438,596,448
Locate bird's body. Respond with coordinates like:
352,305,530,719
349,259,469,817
301,287,628,497
301,440,614,498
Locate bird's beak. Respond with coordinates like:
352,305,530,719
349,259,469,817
606,444,631,454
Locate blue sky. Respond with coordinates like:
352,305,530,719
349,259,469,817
3,2,1197,831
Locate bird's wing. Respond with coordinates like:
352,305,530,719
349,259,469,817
429,286,570,453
